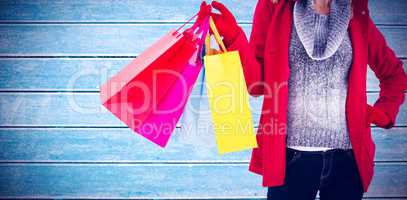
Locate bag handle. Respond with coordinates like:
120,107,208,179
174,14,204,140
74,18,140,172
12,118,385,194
175,5,211,35
196,16,211,46
174,13,199,34
192,16,210,64
205,16,227,54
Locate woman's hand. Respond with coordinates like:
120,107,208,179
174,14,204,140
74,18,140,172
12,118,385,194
366,104,391,127
210,1,241,46
196,1,212,25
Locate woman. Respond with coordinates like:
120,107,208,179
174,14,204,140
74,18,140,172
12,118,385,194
199,0,407,199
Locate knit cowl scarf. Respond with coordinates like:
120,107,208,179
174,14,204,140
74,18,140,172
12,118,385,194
293,0,352,60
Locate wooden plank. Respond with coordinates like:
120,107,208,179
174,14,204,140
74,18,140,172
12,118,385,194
0,163,405,198
0,0,405,25
0,92,260,127
0,93,122,127
0,127,405,162
369,0,407,25
0,128,249,162
373,128,407,162
0,25,406,57
361,163,407,198
0,58,405,92
0,58,131,91
0,92,405,127
0,0,256,23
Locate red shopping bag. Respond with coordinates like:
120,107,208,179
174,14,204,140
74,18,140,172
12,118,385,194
100,15,209,147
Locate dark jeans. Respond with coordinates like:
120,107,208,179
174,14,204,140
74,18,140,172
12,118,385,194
267,147,364,200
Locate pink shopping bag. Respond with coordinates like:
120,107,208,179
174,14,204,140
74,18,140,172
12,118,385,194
100,15,209,147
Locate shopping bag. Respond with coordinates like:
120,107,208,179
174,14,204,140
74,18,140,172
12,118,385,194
100,14,209,147
179,42,208,136
133,17,210,147
179,65,206,135
204,17,258,154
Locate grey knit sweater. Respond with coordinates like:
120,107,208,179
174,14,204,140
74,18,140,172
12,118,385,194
286,0,353,150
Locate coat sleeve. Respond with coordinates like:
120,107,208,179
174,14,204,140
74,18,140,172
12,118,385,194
367,16,407,129
226,0,273,97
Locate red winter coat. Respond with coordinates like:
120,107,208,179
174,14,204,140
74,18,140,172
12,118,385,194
227,0,407,192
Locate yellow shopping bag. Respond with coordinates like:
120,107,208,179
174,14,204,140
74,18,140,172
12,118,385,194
204,17,257,154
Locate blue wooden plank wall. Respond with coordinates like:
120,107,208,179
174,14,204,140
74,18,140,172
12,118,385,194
0,0,406,199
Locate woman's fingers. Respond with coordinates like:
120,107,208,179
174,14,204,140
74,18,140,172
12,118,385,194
209,13,222,34
211,1,233,17
198,1,208,15
197,1,211,22
199,1,207,10
208,1,240,45
210,13,222,23
205,3,212,14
